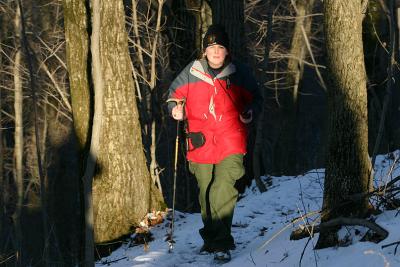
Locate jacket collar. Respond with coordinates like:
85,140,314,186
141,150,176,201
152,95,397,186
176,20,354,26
190,59,236,85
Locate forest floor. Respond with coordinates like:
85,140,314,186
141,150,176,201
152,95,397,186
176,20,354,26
96,150,400,267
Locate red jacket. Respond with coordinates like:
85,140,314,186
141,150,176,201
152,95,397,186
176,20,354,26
169,59,262,164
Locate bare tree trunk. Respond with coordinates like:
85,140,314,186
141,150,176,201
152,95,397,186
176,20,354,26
185,0,212,51
17,1,49,264
148,0,165,196
12,6,24,265
130,0,167,196
251,0,275,191
316,0,370,249
276,0,315,175
371,0,396,168
0,11,4,252
92,0,164,243
131,0,148,82
398,2,400,53
63,0,91,263
79,0,104,267
63,0,91,151
81,0,102,265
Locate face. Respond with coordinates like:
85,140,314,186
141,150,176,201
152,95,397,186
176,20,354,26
204,45,228,68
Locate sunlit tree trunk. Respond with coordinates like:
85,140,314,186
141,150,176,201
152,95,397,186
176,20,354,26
185,0,212,51
64,1,164,263
316,0,371,249
12,6,24,265
63,0,91,150
63,0,92,265
92,0,164,243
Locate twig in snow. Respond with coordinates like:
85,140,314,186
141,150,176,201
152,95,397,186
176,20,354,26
249,251,256,266
100,256,128,265
381,240,400,254
299,237,312,267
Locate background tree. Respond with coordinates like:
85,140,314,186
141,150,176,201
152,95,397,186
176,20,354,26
245,0,328,178
12,4,24,264
0,10,5,262
0,1,80,265
316,0,371,249
212,0,246,61
275,0,317,175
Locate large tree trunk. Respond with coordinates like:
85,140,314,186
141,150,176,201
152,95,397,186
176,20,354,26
64,0,164,254
92,0,164,243
316,0,370,249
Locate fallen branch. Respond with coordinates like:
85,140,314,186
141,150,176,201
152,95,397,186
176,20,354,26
100,257,127,265
347,175,400,201
291,217,389,242
290,223,320,240
257,210,320,251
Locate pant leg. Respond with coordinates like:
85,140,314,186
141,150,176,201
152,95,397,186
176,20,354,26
188,161,214,246
209,154,245,250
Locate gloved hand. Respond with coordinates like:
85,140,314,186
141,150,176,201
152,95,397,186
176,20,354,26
172,103,184,121
240,109,253,124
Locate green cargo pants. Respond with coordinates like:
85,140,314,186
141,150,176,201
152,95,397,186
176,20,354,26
189,154,245,251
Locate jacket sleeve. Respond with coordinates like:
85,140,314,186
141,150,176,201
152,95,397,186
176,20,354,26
167,62,192,114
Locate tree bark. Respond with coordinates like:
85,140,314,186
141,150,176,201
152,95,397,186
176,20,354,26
63,0,94,266
63,0,91,151
81,0,103,264
64,0,165,249
92,0,164,243
316,0,371,249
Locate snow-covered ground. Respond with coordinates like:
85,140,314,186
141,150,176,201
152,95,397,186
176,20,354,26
96,151,400,267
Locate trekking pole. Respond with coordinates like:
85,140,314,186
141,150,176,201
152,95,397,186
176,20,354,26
166,98,185,252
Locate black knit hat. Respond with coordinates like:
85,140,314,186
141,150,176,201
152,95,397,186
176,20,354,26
202,24,230,51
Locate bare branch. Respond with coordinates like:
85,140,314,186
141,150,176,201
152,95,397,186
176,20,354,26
38,59,72,112
291,217,389,242
35,35,67,70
